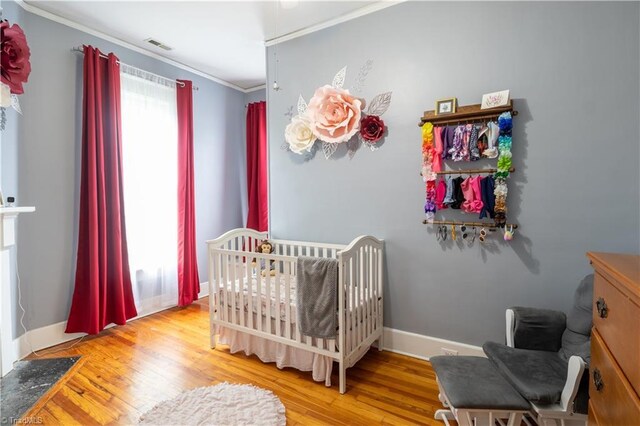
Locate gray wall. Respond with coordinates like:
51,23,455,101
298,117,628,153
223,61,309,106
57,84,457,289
267,1,640,345
0,0,247,335
245,89,267,105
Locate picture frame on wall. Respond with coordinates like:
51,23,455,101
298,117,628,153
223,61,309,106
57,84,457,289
481,90,510,109
435,98,457,115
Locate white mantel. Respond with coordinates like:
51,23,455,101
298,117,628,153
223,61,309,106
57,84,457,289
1,206,35,377
0,207,37,213
1,206,35,247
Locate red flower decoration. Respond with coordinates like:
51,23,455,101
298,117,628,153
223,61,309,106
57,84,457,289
1,21,31,95
359,115,385,143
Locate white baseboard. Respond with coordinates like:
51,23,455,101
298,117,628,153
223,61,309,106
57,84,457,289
14,321,85,359
12,282,210,361
198,282,209,299
381,327,484,361
12,288,483,366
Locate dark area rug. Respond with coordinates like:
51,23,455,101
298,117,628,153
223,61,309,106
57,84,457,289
0,356,80,425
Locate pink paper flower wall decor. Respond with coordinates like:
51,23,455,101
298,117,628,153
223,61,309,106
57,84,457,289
307,85,362,144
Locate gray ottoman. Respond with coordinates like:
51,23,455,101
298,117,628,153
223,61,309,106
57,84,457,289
430,356,531,426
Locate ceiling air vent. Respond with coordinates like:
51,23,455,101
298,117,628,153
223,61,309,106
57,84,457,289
144,38,172,51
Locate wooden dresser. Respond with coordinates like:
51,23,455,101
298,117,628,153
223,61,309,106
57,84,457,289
587,252,640,426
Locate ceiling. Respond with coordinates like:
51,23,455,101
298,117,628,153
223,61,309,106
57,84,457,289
24,0,389,91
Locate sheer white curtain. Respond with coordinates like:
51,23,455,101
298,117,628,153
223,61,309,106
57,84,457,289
120,69,178,316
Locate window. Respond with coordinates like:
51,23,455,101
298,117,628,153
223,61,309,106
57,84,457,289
120,68,178,316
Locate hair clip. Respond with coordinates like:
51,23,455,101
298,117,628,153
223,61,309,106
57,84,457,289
451,224,457,241
503,225,515,241
479,227,487,243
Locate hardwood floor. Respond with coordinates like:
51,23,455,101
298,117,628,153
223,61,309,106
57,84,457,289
23,298,444,425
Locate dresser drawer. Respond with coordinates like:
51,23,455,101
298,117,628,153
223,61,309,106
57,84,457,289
593,271,640,395
590,331,640,426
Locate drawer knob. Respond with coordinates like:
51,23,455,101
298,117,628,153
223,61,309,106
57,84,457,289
596,297,608,318
593,368,604,392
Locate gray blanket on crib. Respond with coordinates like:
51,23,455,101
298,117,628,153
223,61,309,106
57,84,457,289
296,256,338,339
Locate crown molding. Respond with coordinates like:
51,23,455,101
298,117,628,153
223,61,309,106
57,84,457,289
265,0,406,47
244,84,267,93
14,0,252,93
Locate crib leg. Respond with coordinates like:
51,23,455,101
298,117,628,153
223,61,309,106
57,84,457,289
339,360,347,394
210,333,217,349
377,331,384,352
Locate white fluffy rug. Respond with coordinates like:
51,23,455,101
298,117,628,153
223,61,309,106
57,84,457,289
138,382,286,425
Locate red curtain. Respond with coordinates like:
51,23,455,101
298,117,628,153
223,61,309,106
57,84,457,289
66,46,137,334
177,79,200,306
246,101,268,231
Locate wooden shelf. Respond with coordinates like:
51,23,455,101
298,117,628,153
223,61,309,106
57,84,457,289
436,166,515,176
419,167,516,177
422,219,519,229
419,100,516,126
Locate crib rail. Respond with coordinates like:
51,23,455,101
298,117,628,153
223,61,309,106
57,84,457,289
206,228,267,252
338,235,384,370
271,238,346,259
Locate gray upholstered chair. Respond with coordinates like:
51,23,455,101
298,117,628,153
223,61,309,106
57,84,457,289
483,275,594,426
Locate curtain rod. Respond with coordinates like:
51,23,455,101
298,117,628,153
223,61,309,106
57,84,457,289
71,46,199,91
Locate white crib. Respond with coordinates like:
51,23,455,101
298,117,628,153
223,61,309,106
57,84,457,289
207,228,384,393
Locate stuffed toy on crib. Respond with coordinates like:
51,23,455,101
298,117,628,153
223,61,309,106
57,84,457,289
251,239,276,277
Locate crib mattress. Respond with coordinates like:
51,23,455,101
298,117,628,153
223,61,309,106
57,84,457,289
215,274,375,324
